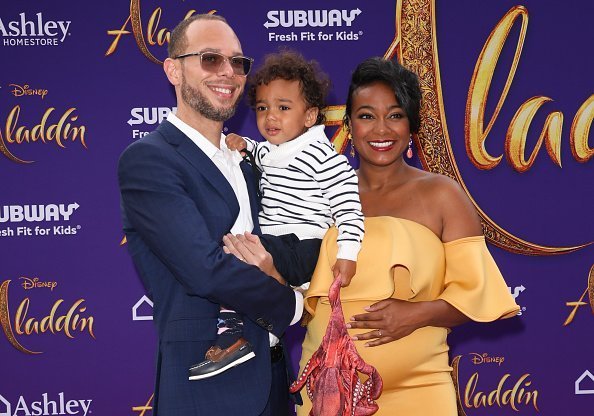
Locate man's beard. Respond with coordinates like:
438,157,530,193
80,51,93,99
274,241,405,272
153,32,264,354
181,77,239,122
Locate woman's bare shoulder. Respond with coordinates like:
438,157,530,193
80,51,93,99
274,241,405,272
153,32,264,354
412,170,461,196
414,172,482,241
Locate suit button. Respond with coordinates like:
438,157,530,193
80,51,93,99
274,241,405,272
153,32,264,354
267,324,273,331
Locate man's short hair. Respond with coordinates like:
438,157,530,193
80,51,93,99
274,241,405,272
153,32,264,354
168,14,228,58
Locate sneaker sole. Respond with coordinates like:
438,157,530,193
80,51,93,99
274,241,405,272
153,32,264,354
188,351,256,380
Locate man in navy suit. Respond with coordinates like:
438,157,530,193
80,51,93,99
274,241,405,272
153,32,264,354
118,14,302,415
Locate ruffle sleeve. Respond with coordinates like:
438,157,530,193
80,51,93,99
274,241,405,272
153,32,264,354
438,236,519,321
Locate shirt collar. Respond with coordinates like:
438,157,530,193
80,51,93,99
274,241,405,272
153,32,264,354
167,112,225,160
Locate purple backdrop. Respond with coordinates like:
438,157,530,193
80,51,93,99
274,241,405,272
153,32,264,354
1,1,592,415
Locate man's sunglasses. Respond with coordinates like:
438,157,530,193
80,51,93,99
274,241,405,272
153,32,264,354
173,51,254,76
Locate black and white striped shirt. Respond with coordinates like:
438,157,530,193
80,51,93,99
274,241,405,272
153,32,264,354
246,125,364,261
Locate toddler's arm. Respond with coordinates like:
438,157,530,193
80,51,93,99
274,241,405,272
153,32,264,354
315,151,364,283
225,133,248,154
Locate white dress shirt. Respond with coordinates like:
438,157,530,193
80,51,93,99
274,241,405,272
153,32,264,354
167,113,303,345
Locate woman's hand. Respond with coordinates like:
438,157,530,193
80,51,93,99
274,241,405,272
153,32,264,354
222,232,286,285
346,299,426,347
346,298,469,347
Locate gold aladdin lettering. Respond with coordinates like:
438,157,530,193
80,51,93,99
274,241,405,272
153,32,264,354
0,280,95,355
464,372,539,412
563,264,594,326
0,105,87,164
451,355,539,415
466,6,593,172
132,393,154,415
105,0,215,64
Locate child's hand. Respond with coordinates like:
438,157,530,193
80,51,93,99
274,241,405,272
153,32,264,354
225,133,247,154
333,259,356,287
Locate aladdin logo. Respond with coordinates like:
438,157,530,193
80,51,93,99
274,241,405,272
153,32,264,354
0,279,95,354
0,203,79,223
452,355,539,414
0,13,71,46
9,84,48,100
0,392,92,416
466,7,594,171
105,0,211,64
0,105,87,164
464,372,539,412
264,9,362,28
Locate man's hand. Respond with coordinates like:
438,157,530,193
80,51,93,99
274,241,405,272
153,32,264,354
225,133,247,154
223,232,286,285
332,258,356,287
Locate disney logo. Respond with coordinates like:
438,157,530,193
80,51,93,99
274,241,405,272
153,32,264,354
469,352,505,366
9,83,48,99
19,276,58,291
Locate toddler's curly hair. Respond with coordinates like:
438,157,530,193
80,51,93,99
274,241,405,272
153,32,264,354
247,49,330,125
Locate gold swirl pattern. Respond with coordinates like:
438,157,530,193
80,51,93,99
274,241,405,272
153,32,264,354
587,264,594,314
450,355,468,416
0,280,41,354
130,0,162,65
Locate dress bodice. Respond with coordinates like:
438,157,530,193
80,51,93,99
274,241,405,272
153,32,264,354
305,216,519,321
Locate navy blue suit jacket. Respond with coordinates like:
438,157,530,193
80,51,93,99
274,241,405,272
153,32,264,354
118,121,296,415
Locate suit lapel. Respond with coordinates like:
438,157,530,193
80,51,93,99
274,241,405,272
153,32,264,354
157,121,240,220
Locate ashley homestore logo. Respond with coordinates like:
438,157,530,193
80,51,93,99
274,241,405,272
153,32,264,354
0,13,71,46
0,392,92,416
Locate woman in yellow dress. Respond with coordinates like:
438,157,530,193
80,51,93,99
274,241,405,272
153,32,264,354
296,58,520,415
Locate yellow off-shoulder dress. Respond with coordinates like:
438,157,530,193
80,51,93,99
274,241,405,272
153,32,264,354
297,217,519,415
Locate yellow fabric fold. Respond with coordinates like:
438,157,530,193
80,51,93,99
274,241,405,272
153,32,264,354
438,236,519,321
304,223,394,315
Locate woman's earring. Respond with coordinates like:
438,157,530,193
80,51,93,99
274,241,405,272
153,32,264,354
349,133,356,157
406,137,413,158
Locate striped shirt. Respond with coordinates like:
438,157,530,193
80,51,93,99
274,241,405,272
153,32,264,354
245,125,364,261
